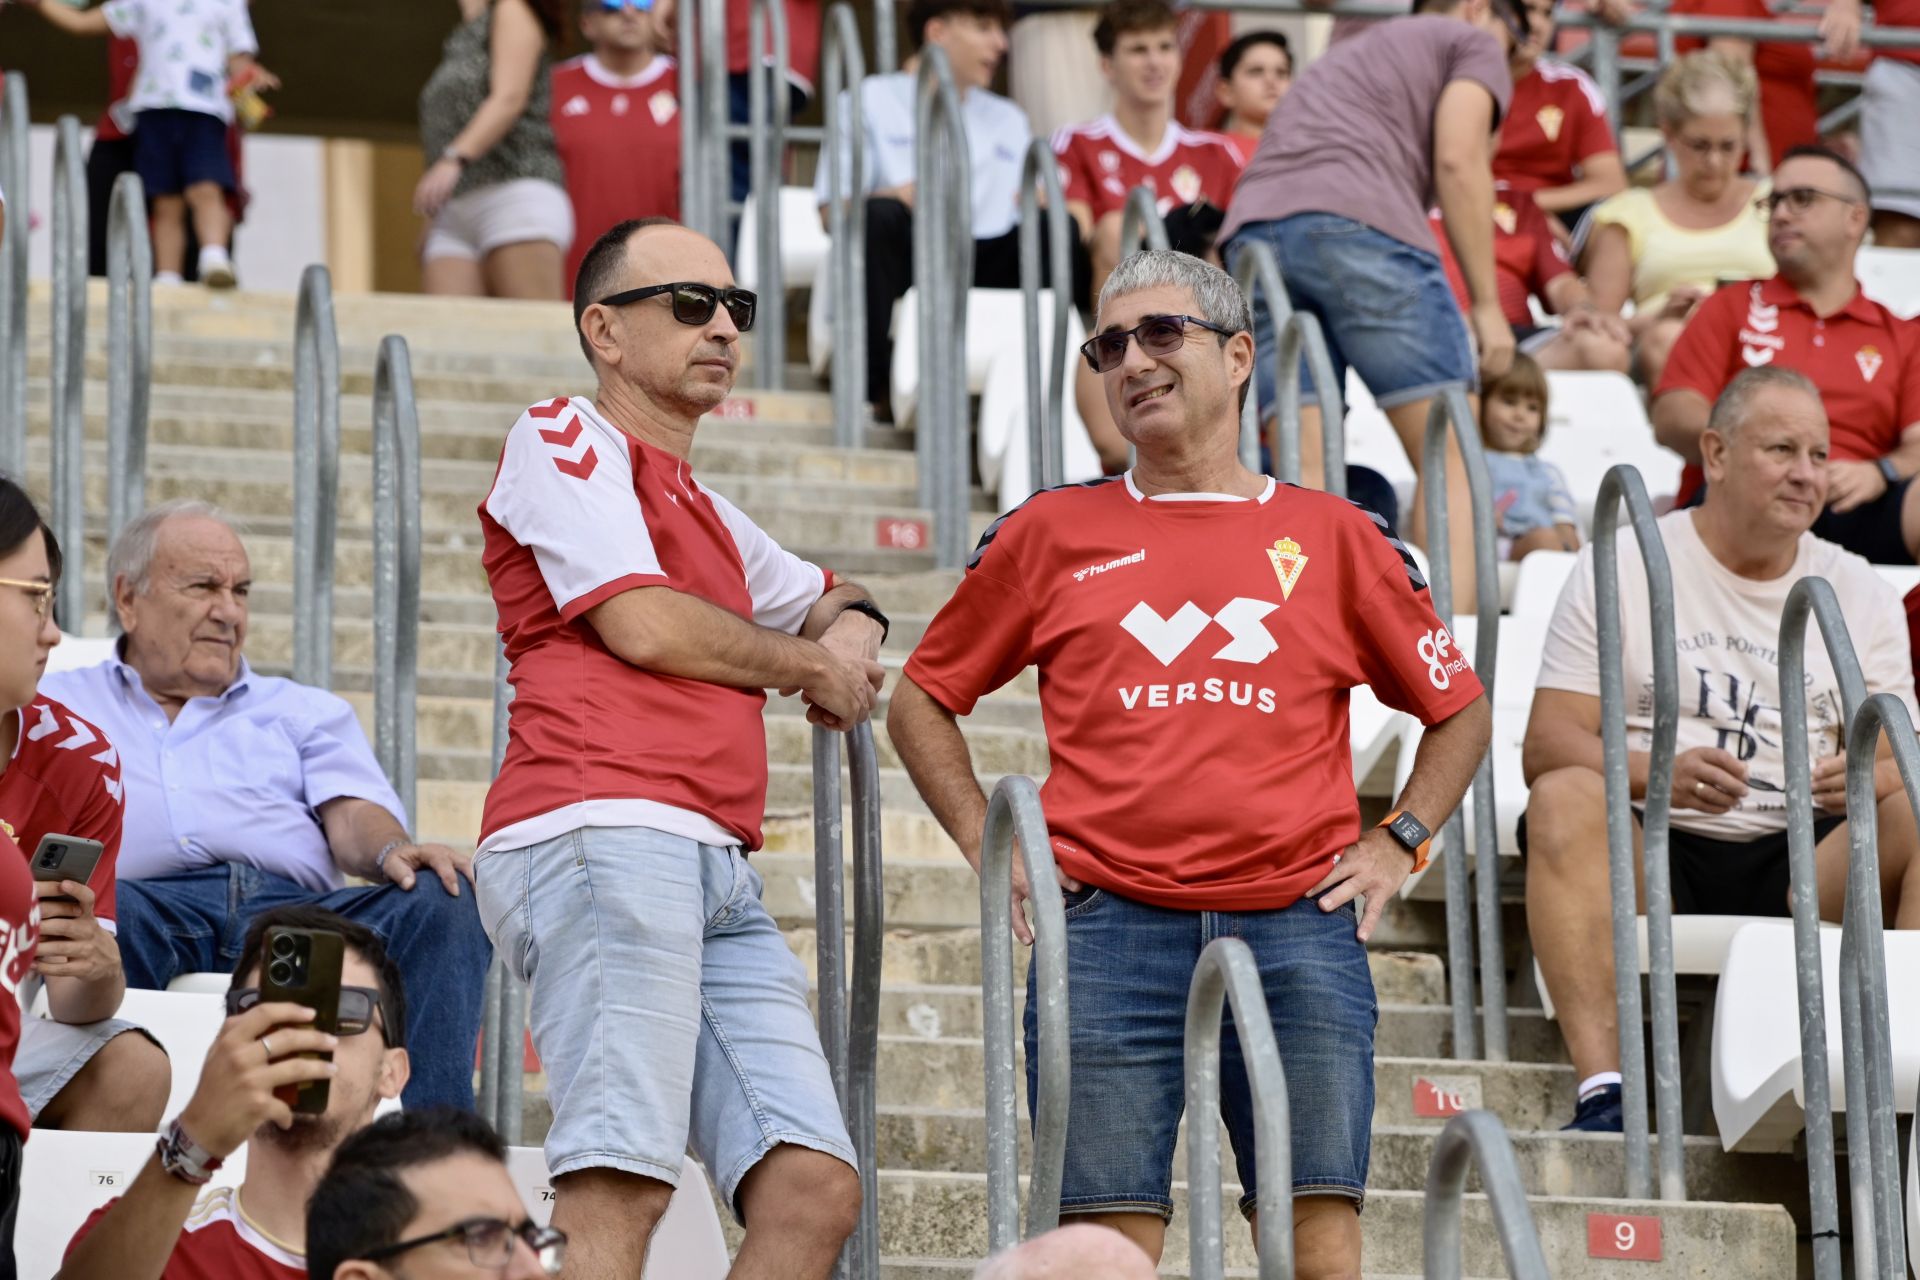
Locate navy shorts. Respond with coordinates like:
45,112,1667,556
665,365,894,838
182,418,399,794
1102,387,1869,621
1024,884,1377,1220
132,108,235,197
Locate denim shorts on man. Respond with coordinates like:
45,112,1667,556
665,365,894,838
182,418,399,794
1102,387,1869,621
475,826,855,1216
1228,212,1477,416
1024,885,1378,1219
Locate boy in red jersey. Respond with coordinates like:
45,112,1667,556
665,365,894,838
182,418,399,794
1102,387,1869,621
890,250,1491,1277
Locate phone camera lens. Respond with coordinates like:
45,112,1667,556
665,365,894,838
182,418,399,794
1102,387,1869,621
271,935,296,959
268,960,294,986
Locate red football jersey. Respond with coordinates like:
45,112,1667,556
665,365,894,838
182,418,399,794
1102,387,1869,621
551,55,682,294
905,475,1484,911
1431,185,1572,326
1494,61,1616,196
0,697,125,925
1672,0,1819,159
479,397,828,856
1659,277,1920,501
69,1185,305,1278
1878,0,1920,64
726,0,822,95
0,826,35,1142
1051,115,1245,222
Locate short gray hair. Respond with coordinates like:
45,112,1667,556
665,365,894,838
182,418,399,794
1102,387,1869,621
106,499,237,602
1096,249,1252,336
1707,365,1824,438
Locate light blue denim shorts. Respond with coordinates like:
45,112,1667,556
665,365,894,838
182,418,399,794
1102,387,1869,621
475,826,855,1216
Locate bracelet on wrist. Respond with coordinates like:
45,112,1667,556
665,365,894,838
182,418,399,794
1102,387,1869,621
375,838,409,874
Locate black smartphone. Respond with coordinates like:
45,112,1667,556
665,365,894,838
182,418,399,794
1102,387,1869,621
258,925,344,1114
29,834,104,904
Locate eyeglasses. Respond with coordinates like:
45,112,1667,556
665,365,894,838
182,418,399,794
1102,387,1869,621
595,282,757,331
1079,314,1234,373
226,985,395,1046
597,0,655,9
1755,186,1863,217
359,1217,567,1276
0,578,53,623
1676,135,1742,159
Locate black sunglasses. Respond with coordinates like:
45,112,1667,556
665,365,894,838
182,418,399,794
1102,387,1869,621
360,1217,566,1275
1079,313,1234,374
596,282,757,331
226,985,394,1046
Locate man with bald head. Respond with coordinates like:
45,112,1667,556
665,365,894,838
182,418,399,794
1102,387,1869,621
973,1224,1158,1278
475,218,885,1278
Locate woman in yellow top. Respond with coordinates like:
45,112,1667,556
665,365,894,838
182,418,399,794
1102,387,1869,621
1581,51,1774,388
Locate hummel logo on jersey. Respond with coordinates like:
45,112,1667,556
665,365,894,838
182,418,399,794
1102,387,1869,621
1071,549,1145,583
1120,598,1278,666
529,400,599,481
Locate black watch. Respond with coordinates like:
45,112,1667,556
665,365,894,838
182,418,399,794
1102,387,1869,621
837,598,889,642
1879,457,1901,487
1384,810,1432,855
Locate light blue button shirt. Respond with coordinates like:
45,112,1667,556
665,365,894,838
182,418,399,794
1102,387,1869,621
39,652,408,892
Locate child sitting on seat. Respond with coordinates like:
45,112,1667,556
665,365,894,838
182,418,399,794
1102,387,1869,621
1480,354,1580,561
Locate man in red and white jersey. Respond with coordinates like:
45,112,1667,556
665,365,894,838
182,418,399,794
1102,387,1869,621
1051,0,1245,299
475,218,885,1278
550,0,680,295
1824,0,1920,246
1493,0,1624,229
890,250,1491,1276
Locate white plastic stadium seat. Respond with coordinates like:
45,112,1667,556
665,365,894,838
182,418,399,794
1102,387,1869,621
1507,550,1577,618
1535,371,1681,535
26,987,228,1122
1339,372,1417,520
1533,914,1790,1020
892,286,1083,430
974,306,1104,510
1857,244,1920,320
1909,1101,1919,1280
45,633,117,675
1874,564,1920,599
166,972,234,996
733,186,831,296
1712,919,1920,1152
509,1149,729,1277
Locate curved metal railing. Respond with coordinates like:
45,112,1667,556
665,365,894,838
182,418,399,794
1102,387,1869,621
1185,937,1292,1279
50,116,87,630
1017,138,1072,494
676,0,710,238
480,642,526,1144
1421,1111,1551,1280
372,335,421,825
1118,185,1170,255
1227,239,1348,493
292,264,340,689
819,3,867,450
1420,388,1505,1061
979,775,1069,1250
0,73,28,481
106,172,152,546
913,46,972,570
1591,464,1683,1202
746,0,790,388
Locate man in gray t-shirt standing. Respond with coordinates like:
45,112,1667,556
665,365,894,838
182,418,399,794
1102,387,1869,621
1222,0,1522,604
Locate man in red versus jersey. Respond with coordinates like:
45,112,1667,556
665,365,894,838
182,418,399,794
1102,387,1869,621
890,251,1491,1276
1493,0,1624,229
61,907,409,1280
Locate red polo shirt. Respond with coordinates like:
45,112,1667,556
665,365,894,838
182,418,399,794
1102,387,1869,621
1658,276,1920,501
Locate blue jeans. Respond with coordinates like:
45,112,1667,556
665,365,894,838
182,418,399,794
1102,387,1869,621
1025,885,1378,1219
114,864,492,1111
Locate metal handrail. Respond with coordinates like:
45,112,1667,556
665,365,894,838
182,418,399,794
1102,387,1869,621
485,641,526,1144
1185,937,1292,1279
1591,465,1684,1202
746,0,791,388
1421,1111,1551,1280
820,4,867,450
106,172,152,546
50,116,87,631
372,335,421,825
0,74,27,481
702,0,728,238
292,264,340,689
677,0,708,238
873,0,896,74
1018,138,1072,494
913,46,972,570
1419,388,1505,1062
979,775,1069,1250
1118,186,1170,256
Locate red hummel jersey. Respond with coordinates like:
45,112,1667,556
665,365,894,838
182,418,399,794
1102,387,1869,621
0,697,125,925
1672,0,1819,158
905,475,1484,910
69,1184,305,1278
479,396,827,856
1659,277,1920,501
0,828,35,1141
1494,61,1615,196
550,55,682,294
1051,115,1245,222
1431,185,1572,327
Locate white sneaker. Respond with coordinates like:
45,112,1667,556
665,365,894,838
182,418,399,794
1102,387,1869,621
153,271,184,286
198,246,236,289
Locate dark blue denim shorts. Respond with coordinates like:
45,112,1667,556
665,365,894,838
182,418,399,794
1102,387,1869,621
1023,884,1378,1221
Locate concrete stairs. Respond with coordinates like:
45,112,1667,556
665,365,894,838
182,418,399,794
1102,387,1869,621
20,283,1814,1275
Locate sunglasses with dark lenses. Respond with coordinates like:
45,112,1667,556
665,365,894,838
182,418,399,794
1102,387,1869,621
360,1217,567,1276
598,0,655,10
227,985,392,1044
1079,314,1234,374
595,282,757,331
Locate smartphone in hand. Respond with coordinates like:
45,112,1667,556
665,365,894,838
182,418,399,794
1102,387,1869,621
258,925,344,1114
29,835,104,905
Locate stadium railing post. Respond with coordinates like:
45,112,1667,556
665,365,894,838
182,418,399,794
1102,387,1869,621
1017,138,1071,493
1421,1111,1552,1280
106,172,153,547
821,5,867,451
1184,937,1293,1280
913,46,972,570
1419,389,1506,1063
979,775,1069,1250
0,74,25,482
484,641,528,1143
1270,311,1347,497
372,335,421,826
1780,581,1908,1280
292,264,340,689
700,0,729,246
746,0,790,389
676,0,707,236
1590,464,1683,1201
1228,241,1291,475
50,116,87,632
873,0,897,74
1118,185,1170,255
478,955,503,1125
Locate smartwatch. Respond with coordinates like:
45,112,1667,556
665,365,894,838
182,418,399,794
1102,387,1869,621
1879,457,1901,487
156,1118,223,1185
837,598,890,642
1379,809,1434,873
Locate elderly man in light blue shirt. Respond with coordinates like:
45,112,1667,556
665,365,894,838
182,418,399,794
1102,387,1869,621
40,499,490,1110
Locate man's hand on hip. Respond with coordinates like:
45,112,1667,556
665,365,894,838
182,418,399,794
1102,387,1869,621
1308,829,1415,943
382,842,474,894
974,834,1080,947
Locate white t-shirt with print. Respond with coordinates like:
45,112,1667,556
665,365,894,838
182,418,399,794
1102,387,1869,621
102,0,258,125
1535,509,1918,840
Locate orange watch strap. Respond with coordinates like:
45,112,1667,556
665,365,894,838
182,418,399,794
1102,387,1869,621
1378,809,1433,874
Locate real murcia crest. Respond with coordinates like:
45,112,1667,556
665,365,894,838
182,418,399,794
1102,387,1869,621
1492,202,1517,236
1535,104,1564,142
1857,344,1884,383
1266,536,1308,600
